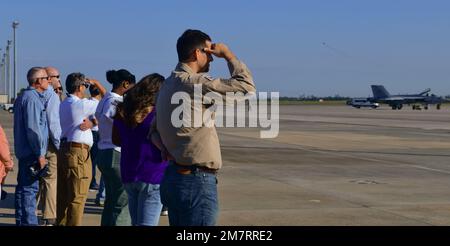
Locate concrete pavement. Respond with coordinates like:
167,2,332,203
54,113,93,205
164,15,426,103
2,104,450,225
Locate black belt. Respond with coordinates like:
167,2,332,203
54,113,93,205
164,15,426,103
173,162,218,174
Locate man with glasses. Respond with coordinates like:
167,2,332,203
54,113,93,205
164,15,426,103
13,67,50,226
46,67,64,101
35,66,62,226
151,29,256,226
53,86,63,99
57,72,105,226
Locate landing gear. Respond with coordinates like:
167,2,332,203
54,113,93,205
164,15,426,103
412,104,440,110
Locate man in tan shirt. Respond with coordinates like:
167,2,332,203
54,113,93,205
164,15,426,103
152,29,255,226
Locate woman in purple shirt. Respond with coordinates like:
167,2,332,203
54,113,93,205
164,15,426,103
112,73,167,226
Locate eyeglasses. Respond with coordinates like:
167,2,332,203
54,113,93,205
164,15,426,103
49,75,60,79
35,77,49,81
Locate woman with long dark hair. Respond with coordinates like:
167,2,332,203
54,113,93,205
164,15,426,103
112,73,167,226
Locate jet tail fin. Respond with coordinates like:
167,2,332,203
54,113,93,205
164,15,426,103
419,88,431,95
371,85,390,99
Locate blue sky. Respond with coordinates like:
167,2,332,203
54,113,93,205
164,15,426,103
1,0,449,97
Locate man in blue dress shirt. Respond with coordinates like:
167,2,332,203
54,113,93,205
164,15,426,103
36,66,62,226
13,67,50,226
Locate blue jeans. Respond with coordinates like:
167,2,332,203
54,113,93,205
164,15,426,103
124,182,162,226
160,162,218,226
15,157,39,226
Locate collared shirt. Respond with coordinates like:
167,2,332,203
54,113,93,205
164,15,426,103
60,94,97,147
88,97,100,132
154,58,256,169
13,87,49,160
43,85,62,149
96,91,122,151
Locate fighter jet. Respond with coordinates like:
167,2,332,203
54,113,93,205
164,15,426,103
370,85,444,110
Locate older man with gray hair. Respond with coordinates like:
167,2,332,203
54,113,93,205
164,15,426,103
14,66,50,226
36,66,62,226
46,66,64,101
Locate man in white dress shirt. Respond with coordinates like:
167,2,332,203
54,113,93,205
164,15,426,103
57,72,105,226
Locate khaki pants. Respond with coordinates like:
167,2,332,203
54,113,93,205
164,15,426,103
37,143,58,221
56,144,92,226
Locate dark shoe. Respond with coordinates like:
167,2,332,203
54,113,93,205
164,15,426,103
89,183,99,191
41,218,56,226
95,198,105,207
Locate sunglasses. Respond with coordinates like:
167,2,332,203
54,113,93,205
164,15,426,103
49,75,60,79
35,76,49,81
54,87,63,93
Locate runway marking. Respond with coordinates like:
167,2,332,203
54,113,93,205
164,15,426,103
406,165,450,175
279,115,450,130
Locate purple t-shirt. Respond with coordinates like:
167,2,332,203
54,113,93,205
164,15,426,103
114,110,168,184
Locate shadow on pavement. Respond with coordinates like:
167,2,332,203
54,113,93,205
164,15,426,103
0,193,15,209
2,184,16,188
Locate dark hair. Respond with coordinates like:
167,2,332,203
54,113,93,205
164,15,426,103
89,85,100,97
65,72,86,94
106,69,136,90
116,73,165,128
176,29,211,62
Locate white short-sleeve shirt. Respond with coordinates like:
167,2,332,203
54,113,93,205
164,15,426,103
60,95,98,147
95,92,122,151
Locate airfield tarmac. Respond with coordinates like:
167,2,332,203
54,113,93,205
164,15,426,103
1,104,450,225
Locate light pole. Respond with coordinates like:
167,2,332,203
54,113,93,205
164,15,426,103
2,54,7,101
12,21,19,100
0,48,3,95
6,41,11,102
